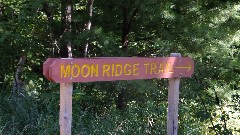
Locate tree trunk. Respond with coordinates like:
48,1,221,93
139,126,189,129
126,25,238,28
121,4,130,51
13,56,26,97
117,87,126,110
116,4,131,110
117,3,138,110
60,0,72,58
0,3,4,20
66,1,72,58
84,0,94,57
42,1,57,57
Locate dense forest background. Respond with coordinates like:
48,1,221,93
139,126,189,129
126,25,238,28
0,0,240,134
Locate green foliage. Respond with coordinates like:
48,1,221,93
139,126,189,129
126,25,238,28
0,94,59,135
0,0,240,134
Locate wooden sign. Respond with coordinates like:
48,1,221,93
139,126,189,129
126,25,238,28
43,54,194,135
43,57,194,83
43,58,55,81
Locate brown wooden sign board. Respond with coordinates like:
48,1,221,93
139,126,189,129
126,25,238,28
43,58,55,81
43,57,194,83
43,54,194,135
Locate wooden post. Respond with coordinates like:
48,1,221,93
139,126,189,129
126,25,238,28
167,53,181,135
42,56,194,135
60,83,73,135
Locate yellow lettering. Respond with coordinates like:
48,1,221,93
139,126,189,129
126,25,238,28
115,64,122,76
91,64,98,77
112,64,115,76
133,63,140,75
103,64,110,76
71,64,80,77
150,63,157,75
166,62,174,73
61,64,70,78
124,64,131,75
158,63,164,74
81,64,90,77
144,63,149,74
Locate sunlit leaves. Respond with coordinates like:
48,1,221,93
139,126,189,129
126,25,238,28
1,0,240,134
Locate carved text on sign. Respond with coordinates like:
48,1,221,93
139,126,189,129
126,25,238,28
59,62,178,79
43,57,194,83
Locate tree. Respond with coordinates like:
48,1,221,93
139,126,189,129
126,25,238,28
0,0,239,134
